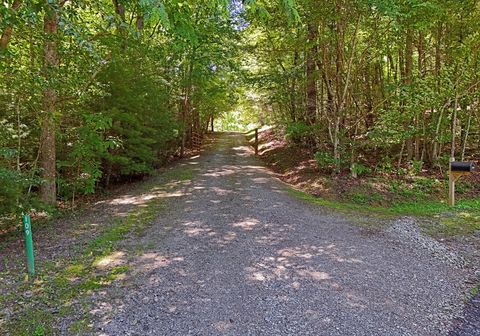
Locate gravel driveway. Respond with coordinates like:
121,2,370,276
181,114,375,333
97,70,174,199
91,133,472,336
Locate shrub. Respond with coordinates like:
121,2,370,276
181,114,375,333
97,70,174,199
314,151,336,169
286,122,314,144
351,163,372,177
377,156,393,173
409,160,424,175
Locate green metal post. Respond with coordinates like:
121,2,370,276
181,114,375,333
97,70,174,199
22,214,35,277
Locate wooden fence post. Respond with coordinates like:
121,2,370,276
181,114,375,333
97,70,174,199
255,128,259,155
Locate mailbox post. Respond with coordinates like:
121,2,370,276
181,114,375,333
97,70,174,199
448,160,475,206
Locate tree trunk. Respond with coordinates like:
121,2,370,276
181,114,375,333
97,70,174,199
290,50,298,122
305,23,317,126
0,0,22,50
112,0,126,22
405,29,413,84
435,24,442,77
40,5,59,205
404,28,414,161
418,32,424,78
136,15,144,31
450,93,459,160
460,108,472,161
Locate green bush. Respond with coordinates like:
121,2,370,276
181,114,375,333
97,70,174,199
409,160,424,175
286,122,314,144
314,151,336,169
0,148,40,229
0,166,23,215
351,163,372,177
377,156,393,173
58,113,113,200
91,51,179,185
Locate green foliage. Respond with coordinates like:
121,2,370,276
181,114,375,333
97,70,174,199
33,325,46,336
0,165,23,215
0,0,241,221
243,0,480,180
409,160,424,175
58,113,113,199
95,48,180,181
314,151,336,169
351,163,372,177
0,148,39,221
377,156,394,173
286,122,314,144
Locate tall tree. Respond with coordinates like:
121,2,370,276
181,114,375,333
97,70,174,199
39,1,60,204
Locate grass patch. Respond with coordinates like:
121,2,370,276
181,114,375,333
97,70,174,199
6,206,156,334
5,165,193,335
287,187,480,236
470,286,479,296
68,318,90,334
161,167,193,182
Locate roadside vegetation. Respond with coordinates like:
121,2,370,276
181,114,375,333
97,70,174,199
249,127,480,236
1,1,479,234
1,0,479,333
0,165,193,335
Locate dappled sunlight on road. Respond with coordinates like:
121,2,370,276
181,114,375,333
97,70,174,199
232,218,260,230
94,251,127,270
245,245,336,284
89,133,465,336
184,225,217,237
134,253,185,274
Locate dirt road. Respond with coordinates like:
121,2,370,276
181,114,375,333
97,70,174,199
90,133,472,335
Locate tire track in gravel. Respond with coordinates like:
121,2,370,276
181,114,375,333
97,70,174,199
89,132,473,336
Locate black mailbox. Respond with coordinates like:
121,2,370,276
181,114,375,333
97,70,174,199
450,161,475,172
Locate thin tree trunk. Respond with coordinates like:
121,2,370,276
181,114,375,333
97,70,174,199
181,52,195,155
350,122,359,178
333,116,341,171
416,31,426,161
39,3,59,205
461,108,473,161
305,23,317,126
15,97,21,172
431,100,450,164
398,141,405,168
112,0,126,22
435,23,442,78
418,32,424,77
290,50,298,122
450,93,459,160
0,0,22,50
136,15,144,31
405,28,414,161
333,13,360,170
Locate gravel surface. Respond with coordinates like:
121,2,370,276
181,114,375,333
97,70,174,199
387,218,467,269
89,133,472,336
450,292,480,336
